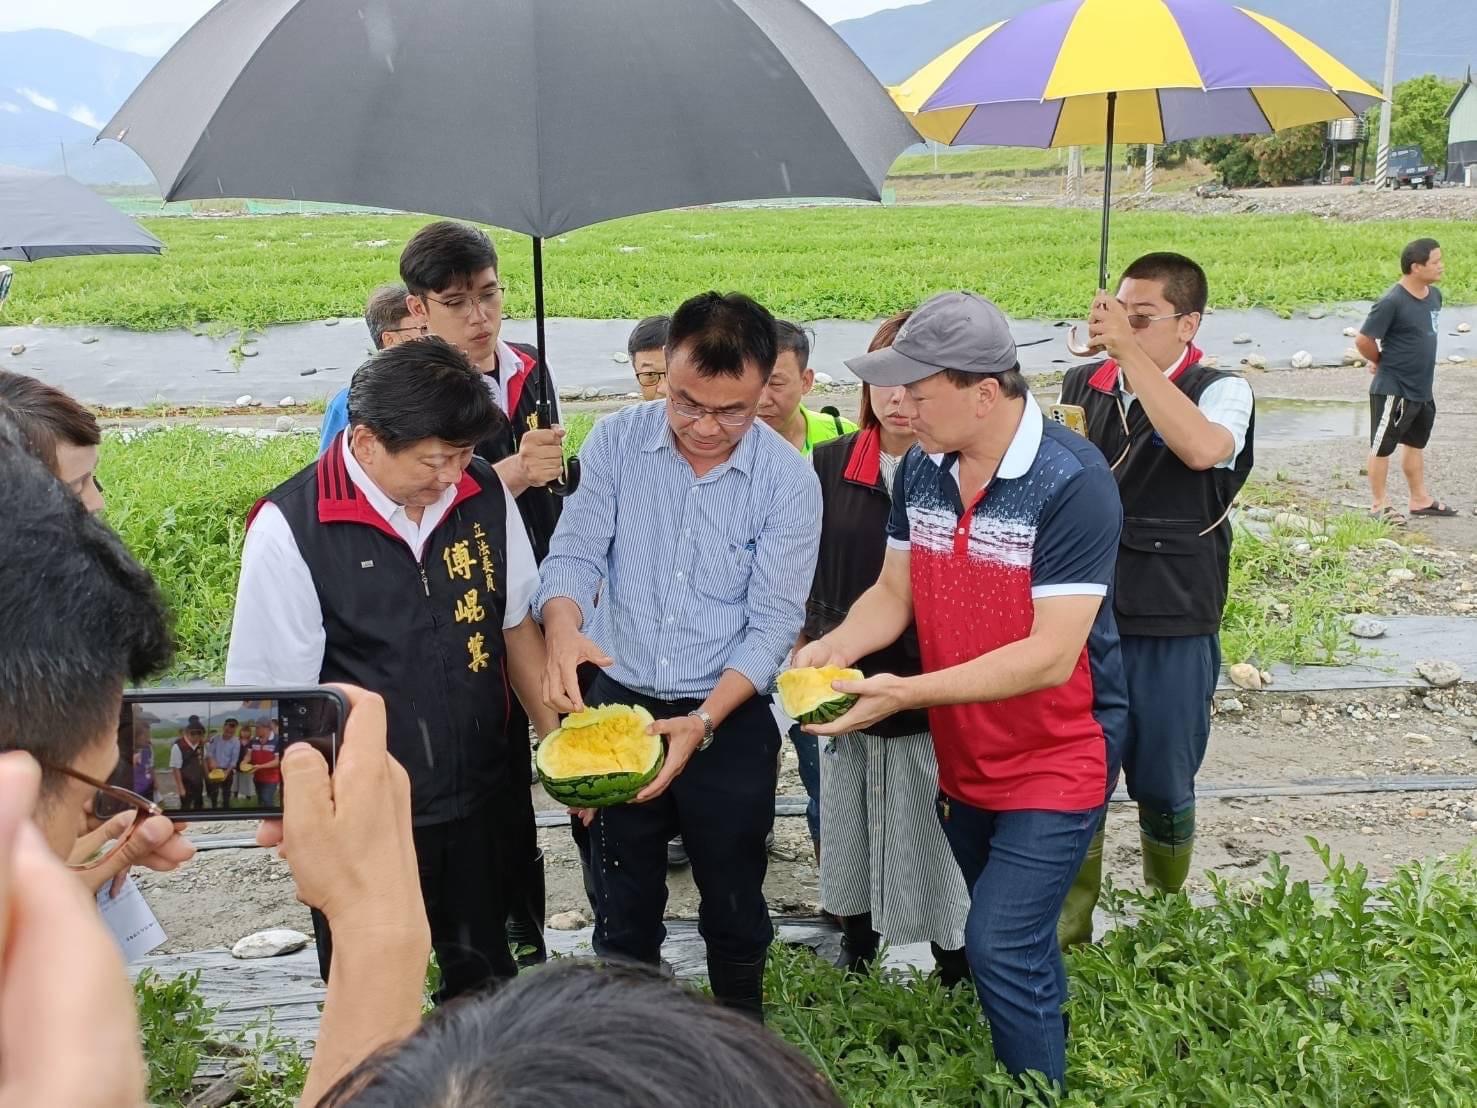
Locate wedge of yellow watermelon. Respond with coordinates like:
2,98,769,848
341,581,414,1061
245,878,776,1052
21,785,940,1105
776,666,863,725
536,704,664,807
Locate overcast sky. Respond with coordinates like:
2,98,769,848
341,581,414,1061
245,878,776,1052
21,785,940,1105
0,0,931,39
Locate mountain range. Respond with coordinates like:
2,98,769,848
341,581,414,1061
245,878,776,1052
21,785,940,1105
2,2,1474,186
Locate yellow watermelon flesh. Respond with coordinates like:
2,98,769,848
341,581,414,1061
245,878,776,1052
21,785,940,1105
776,666,863,725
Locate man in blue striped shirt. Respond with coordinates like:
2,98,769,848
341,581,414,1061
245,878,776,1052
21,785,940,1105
534,291,821,1022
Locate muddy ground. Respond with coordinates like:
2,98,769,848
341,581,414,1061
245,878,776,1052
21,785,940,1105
132,360,1477,954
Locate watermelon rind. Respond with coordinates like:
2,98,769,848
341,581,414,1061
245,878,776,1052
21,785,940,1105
776,667,863,726
536,704,665,808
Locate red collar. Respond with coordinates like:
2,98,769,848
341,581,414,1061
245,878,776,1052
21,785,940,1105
505,344,538,418
1086,343,1202,394
842,427,882,488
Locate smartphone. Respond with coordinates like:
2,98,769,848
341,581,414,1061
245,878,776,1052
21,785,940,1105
114,686,347,822
1045,403,1088,437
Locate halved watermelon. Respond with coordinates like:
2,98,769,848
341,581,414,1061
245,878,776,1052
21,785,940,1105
776,666,864,725
536,704,664,807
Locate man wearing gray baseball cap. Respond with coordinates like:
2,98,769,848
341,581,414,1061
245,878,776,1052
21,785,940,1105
793,290,1128,1090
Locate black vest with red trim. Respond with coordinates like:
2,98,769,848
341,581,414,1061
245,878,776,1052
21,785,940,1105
806,429,928,738
477,342,562,564
254,438,511,826
1060,356,1254,638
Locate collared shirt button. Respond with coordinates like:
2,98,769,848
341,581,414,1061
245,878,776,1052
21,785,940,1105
676,571,684,579
660,657,669,666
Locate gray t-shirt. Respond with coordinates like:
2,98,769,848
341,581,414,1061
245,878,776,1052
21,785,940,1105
1362,283,1441,402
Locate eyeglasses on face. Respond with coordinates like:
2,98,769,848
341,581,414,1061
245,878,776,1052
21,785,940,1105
636,370,667,387
667,397,754,427
1126,311,1186,330
423,286,505,318
40,762,163,872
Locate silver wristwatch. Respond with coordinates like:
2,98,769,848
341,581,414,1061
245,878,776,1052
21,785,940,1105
689,709,715,751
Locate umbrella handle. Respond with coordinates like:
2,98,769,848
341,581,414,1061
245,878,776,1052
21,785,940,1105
1065,325,1105,358
531,235,580,497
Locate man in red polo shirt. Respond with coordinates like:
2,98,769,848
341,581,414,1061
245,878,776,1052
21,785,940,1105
797,292,1127,1090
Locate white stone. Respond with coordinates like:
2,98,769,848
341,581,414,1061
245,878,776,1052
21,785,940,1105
8,344,22,356
1217,697,1245,714
1245,353,1268,370
231,928,310,960
1228,663,1262,691
235,395,253,406
81,335,99,345
1274,512,1323,534
1260,670,1274,687
1307,308,1327,320
1415,659,1462,688
1348,617,1387,639
1343,326,1359,338
549,910,588,931
1290,350,1313,369
275,416,296,432
814,372,834,386
1448,354,1465,364
1387,567,1417,583
612,352,630,363
1279,709,1303,725
1342,348,1365,366
1232,333,1252,345
324,318,340,326
1458,323,1472,334
278,396,296,407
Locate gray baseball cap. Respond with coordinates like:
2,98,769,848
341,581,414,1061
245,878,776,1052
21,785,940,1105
844,291,1018,386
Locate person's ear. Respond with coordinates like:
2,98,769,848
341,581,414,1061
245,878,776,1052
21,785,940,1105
801,367,815,395
1179,311,1201,345
405,293,429,322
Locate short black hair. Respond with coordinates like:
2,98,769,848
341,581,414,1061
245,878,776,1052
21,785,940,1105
223,718,239,726
627,315,671,358
0,420,174,795
365,284,412,350
1120,252,1209,317
773,320,812,366
399,221,499,297
941,366,1028,398
319,959,842,1108
1401,238,1441,275
347,337,507,453
667,292,779,381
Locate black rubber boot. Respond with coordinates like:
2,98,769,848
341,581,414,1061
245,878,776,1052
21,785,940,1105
505,847,548,968
832,912,879,975
930,942,971,988
707,955,767,1023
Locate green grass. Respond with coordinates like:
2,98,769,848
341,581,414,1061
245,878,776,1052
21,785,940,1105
137,846,1477,1106
7,207,1476,336
889,145,1110,176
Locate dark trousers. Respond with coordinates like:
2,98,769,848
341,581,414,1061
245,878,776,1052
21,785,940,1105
311,798,519,1003
1120,633,1219,845
585,674,779,994
502,702,547,965
206,772,233,809
938,793,1100,1088
788,722,820,846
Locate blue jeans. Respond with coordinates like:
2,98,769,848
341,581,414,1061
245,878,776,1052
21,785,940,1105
936,793,1100,1088
788,723,819,846
254,781,279,807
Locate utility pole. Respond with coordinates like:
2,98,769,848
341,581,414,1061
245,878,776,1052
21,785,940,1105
1067,145,1082,201
1373,0,1400,188
1144,143,1156,196
58,140,70,177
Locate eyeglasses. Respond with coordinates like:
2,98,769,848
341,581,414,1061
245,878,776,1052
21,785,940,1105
667,397,755,427
1126,311,1185,330
423,287,505,318
384,323,428,337
43,762,163,872
636,370,667,387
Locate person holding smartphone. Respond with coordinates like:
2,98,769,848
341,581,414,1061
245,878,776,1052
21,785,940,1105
225,337,558,1003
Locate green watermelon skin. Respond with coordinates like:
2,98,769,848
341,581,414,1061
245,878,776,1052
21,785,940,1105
538,746,665,808
794,693,859,727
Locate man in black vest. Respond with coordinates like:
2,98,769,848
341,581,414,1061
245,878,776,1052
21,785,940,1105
1057,253,1254,946
400,221,565,963
225,337,558,1001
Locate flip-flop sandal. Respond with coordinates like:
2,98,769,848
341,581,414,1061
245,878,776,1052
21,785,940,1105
1370,506,1407,526
1410,501,1458,517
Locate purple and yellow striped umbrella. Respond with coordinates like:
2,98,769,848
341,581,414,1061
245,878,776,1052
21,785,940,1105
891,0,1381,287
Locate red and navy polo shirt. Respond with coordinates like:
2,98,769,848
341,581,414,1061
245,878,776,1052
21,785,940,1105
885,394,1128,812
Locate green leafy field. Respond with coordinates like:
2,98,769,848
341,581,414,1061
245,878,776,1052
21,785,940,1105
138,847,1477,1106
9,207,1475,335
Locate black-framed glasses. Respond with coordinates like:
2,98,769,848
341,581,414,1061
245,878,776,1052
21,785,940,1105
43,762,163,872
423,287,505,318
636,370,667,387
384,322,428,337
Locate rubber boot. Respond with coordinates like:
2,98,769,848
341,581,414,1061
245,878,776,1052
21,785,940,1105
506,847,548,968
930,942,971,988
1141,832,1194,894
1056,827,1105,950
708,954,767,1023
832,912,879,975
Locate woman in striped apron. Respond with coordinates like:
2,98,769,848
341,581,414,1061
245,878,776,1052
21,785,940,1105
804,313,970,983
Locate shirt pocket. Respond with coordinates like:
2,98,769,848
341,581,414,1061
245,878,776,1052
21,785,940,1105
695,540,756,604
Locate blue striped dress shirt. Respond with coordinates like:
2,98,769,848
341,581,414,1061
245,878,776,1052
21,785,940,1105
533,400,822,701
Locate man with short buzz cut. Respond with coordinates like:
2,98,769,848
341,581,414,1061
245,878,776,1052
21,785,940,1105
1357,237,1455,520
628,315,670,402
226,336,558,1002
797,291,1127,1088
536,290,822,1021
318,284,426,455
1056,252,1254,947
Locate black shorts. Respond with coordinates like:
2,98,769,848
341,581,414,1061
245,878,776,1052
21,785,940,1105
1369,394,1435,456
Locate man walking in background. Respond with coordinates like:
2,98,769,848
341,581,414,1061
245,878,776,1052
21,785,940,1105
1357,238,1455,521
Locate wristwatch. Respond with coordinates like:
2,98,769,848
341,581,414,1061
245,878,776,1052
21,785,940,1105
688,709,715,751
